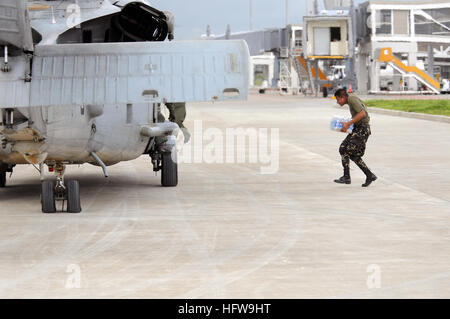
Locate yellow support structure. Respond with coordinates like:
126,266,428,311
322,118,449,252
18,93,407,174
28,5,51,11
297,56,333,88
378,48,440,92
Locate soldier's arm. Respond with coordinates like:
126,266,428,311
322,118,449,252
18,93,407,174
349,110,366,124
341,110,366,132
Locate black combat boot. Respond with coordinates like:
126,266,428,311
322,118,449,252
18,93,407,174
335,166,351,184
334,176,351,184
362,173,377,187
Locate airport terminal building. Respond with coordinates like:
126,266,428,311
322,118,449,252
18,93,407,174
211,0,450,95
356,0,450,93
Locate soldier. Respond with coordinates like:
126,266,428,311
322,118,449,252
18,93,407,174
334,88,377,187
156,102,191,153
165,102,190,143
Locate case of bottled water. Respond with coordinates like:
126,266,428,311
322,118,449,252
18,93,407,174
330,116,353,133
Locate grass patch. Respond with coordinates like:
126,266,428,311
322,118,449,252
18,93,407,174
365,100,450,117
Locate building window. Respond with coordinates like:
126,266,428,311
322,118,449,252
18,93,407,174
393,10,409,35
441,66,450,80
376,10,392,35
415,8,450,36
330,27,341,41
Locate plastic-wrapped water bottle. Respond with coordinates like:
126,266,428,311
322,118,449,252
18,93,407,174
330,116,353,133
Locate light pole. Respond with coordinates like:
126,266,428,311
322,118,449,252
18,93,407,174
286,0,289,26
249,0,253,30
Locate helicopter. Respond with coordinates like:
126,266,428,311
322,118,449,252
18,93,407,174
0,0,250,213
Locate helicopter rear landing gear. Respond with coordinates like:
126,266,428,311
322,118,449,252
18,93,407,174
161,150,178,187
0,170,6,188
41,180,56,213
149,140,178,187
41,163,82,214
66,180,81,213
0,163,14,188
0,164,6,188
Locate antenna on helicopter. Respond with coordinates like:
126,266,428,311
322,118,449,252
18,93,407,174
51,6,56,24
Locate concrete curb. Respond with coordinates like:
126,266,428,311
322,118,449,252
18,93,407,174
367,107,450,124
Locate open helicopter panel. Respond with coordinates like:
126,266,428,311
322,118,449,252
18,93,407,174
0,0,250,109
29,40,249,107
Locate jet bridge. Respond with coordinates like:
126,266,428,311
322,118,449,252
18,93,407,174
302,9,357,96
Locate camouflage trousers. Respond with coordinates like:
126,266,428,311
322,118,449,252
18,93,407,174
339,125,372,177
156,102,188,145
166,102,187,129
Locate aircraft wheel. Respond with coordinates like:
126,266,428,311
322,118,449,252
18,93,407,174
161,151,178,187
41,180,56,214
0,164,6,188
0,172,5,188
66,180,82,213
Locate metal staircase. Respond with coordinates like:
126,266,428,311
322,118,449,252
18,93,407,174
278,58,293,94
379,48,440,94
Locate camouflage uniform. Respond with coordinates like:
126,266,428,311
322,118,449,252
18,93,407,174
339,94,374,179
156,102,187,128
165,102,187,130
156,103,190,149
166,102,190,143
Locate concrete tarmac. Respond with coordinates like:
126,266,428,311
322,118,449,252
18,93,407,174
0,94,449,298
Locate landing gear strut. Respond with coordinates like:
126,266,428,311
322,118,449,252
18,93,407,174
41,163,82,214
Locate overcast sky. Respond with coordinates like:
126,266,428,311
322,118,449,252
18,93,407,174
147,0,408,40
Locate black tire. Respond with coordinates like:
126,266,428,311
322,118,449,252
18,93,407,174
66,180,82,213
0,171,5,188
161,151,178,187
0,164,6,188
322,86,328,98
259,89,266,94
41,180,56,214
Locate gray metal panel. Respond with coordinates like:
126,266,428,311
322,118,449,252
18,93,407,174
0,80,30,107
28,40,249,107
0,55,30,107
228,31,266,56
0,0,33,51
215,28,285,56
